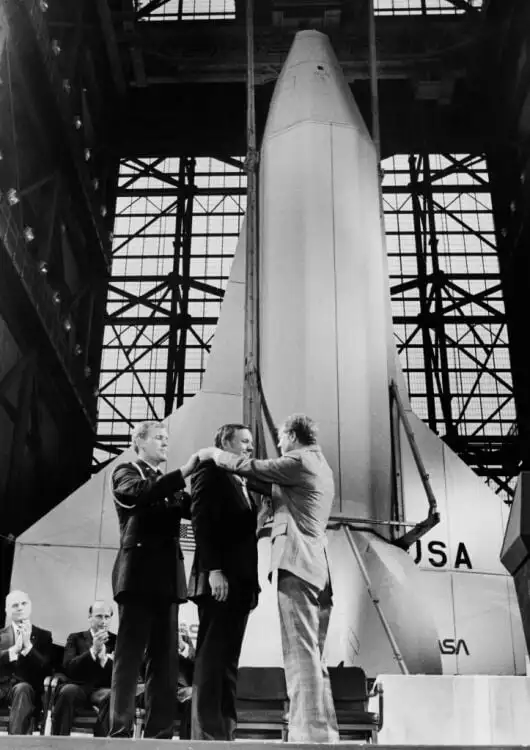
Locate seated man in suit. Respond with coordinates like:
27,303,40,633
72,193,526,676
51,600,116,736
0,590,53,734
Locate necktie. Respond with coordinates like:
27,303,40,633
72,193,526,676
237,476,252,509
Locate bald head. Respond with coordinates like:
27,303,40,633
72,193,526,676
88,600,113,632
5,590,31,624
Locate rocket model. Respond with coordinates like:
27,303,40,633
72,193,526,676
11,31,525,676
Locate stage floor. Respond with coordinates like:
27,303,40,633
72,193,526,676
2,740,530,750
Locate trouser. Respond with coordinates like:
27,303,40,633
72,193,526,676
51,683,110,736
109,596,178,738
191,596,250,740
0,681,37,734
277,570,339,743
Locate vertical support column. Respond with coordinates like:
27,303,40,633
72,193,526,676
422,152,455,440
488,147,530,469
165,157,195,416
175,158,195,410
243,0,260,442
409,154,437,431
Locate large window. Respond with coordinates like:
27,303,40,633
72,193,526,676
94,157,245,464
135,0,236,20
134,0,482,20
375,0,482,13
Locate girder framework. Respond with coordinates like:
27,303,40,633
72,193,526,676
385,153,515,499
94,156,245,464
95,151,515,504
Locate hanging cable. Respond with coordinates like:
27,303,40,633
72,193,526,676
367,0,381,165
243,0,261,446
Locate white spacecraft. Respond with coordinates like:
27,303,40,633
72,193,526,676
11,31,525,677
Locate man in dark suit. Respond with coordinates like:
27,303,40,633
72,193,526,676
189,422,261,740
51,600,116,736
109,420,199,739
0,590,53,734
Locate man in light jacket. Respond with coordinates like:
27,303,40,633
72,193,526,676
199,413,339,743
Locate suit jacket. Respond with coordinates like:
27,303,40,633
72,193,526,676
188,460,259,607
111,458,191,603
0,624,53,689
62,630,117,689
215,445,334,590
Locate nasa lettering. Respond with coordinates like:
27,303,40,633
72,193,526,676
438,638,470,655
411,540,472,569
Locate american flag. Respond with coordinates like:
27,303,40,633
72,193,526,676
179,521,196,553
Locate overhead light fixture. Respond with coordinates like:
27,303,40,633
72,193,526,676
7,188,19,205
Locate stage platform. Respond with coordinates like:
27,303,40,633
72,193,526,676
3,743,530,750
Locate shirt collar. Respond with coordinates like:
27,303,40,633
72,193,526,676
138,458,163,475
12,621,31,634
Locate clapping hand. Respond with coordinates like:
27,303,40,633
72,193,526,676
13,629,24,655
92,629,108,656
21,621,32,651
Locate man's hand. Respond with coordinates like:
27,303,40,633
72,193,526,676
21,622,32,652
13,630,24,655
181,452,200,478
209,570,229,602
198,447,219,463
92,630,108,656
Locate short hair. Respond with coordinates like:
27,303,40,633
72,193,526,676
88,600,114,617
131,421,166,453
214,423,250,449
5,590,30,612
281,414,318,446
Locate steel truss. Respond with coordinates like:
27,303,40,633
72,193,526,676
96,151,515,504
384,153,514,500
94,156,245,465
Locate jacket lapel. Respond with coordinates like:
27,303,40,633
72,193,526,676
83,630,92,650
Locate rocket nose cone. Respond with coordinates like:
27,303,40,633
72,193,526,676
283,29,334,67
263,30,371,141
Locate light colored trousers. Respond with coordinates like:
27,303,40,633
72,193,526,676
278,570,339,743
